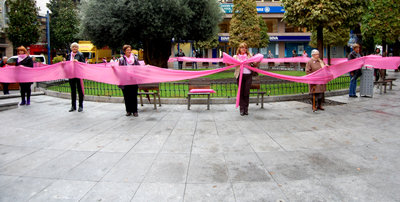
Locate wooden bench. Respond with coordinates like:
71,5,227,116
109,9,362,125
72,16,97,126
138,83,161,109
384,78,396,90
187,78,215,110
250,77,266,108
374,81,388,94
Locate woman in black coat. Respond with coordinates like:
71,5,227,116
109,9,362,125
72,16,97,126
66,42,86,112
15,46,34,105
119,45,140,117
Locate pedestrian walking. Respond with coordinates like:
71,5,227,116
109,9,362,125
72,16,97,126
67,42,85,112
306,50,326,112
191,50,198,70
119,45,140,117
175,49,185,70
348,44,362,98
267,50,274,58
302,50,308,57
15,46,34,105
0,57,9,95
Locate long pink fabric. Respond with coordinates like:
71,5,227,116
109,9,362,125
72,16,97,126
1,54,400,107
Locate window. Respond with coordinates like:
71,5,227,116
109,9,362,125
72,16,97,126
285,24,307,33
264,19,278,33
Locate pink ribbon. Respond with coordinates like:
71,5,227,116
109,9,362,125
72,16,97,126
1,55,400,108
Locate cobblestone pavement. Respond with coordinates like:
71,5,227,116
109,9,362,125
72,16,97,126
0,71,399,201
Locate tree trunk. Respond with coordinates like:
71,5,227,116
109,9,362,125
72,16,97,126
381,38,387,80
317,26,324,60
327,45,331,65
143,38,172,68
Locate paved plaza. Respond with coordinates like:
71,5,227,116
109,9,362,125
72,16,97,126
0,72,399,201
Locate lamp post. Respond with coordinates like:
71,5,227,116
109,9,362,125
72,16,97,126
46,11,50,65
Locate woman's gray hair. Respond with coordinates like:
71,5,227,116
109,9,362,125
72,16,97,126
70,42,79,49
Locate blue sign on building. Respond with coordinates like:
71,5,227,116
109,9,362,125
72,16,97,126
220,4,285,14
219,35,310,42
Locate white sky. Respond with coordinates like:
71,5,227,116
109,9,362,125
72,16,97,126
36,0,50,16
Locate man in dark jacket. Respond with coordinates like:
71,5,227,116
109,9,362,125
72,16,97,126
348,44,362,98
0,57,9,95
67,42,85,112
175,49,185,69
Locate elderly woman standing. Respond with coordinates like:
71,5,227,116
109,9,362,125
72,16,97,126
16,46,34,105
234,42,258,116
306,49,327,112
67,42,85,112
119,45,140,117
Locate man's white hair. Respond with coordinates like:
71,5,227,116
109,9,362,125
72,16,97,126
70,42,79,49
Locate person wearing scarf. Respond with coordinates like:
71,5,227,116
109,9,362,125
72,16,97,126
119,45,140,117
306,49,327,112
15,46,34,105
233,42,257,116
67,42,85,112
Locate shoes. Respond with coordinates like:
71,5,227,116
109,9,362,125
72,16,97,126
244,111,249,115
78,107,83,112
312,106,317,112
26,100,30,105
133,112,139,117
349,95,358,98
20,101,26,105
317,106,325,110
69,107,76,112
240,112,245,116
126,112,132,116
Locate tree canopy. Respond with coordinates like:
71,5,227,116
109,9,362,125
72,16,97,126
282,0,366,58
258,16,269,48
229,0,260,48
6,0,40,48
47,0,80,51
80,0,223,68
361,0,400,53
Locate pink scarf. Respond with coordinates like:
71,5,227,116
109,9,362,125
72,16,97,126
238,54,247,61
124,53,135,65
18,54,28,63
70,52,77,61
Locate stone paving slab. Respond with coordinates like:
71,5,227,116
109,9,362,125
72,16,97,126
0,71,399,201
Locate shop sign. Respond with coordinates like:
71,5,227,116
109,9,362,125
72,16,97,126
220,4,285,14
219,36,230,42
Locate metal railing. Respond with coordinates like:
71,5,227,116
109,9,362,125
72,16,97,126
37,76,351,98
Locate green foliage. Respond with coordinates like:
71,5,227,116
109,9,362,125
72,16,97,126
194,35,219,50
282,0,364,31
47,0,80,50
52,55,64,64
361,0,400,45
258,16,269,48
80,0,223,67
310,27,350,47
229,0,260,48
80,0,222,49
6,0,40,48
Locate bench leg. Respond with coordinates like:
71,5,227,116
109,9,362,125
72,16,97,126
153,94,157,110
389,82,393,90
379,84,383,94
256,94,259,106
261,94,264,109
187,95,191,110
157,92,161,106
139,94,144,106
207,94,210,110
384,84,387,93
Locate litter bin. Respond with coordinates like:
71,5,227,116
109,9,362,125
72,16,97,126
359,67,374,97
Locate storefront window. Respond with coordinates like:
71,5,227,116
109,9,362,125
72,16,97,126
265,19,278,33
285,24,307,33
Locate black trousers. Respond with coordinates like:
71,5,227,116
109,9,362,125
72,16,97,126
237,74,252,113
178,62,183,70
122,85,138,113
311,93,324,107
19,83,32,102
2,83,9,94
69,78,84,109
